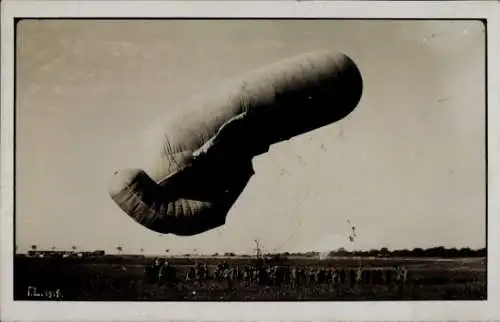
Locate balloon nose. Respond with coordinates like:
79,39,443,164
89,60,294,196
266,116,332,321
108,168,143,197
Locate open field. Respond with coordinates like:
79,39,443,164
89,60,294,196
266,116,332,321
14,255,486,301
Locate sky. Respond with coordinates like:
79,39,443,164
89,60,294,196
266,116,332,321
15,19,486,255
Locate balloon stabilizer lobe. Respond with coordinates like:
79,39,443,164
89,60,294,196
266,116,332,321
109,51,363,236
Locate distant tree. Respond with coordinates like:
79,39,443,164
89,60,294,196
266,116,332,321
435,246,447,257
352,250,362,256
459,247,474,257
165,249,170,253
447,247,459,258
213,252,219,257
116,246,123,254
412,247,424,257
424,246,446,257
476,247,486,257
51,246,56,251
140,248,144,253
31,245,37,251
72,245,77,252
336,247,347,256
271,254,281,261
380,247,390,257
395,248,411,257
304,251,318,257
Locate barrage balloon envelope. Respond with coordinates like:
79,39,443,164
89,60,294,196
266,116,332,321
108,51,364,236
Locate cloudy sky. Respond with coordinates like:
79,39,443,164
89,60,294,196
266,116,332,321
15,19,485,255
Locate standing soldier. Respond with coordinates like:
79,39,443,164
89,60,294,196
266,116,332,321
154,258,162,283
396,265,408,292
355,267,363,290
290,267,297,289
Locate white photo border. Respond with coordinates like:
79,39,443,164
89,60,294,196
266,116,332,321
1,1,499,321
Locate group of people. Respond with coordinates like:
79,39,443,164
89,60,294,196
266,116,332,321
145,259,409,290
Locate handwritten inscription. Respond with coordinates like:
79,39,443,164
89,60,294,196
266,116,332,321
27,286,63,300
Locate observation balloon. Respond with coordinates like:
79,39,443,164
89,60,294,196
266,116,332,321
109,51,364,236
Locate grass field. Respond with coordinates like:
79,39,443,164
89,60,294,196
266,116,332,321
14,255,486,301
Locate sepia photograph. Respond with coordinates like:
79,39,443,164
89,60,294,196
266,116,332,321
12,17,487,302
2,1,500,321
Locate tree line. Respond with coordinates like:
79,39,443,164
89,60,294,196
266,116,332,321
21,245,486,259
278,246,486,258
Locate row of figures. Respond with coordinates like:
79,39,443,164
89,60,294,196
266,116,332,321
145,259,409,290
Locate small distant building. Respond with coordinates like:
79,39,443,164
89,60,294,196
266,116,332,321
93,250,105,256
27,250,49,257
